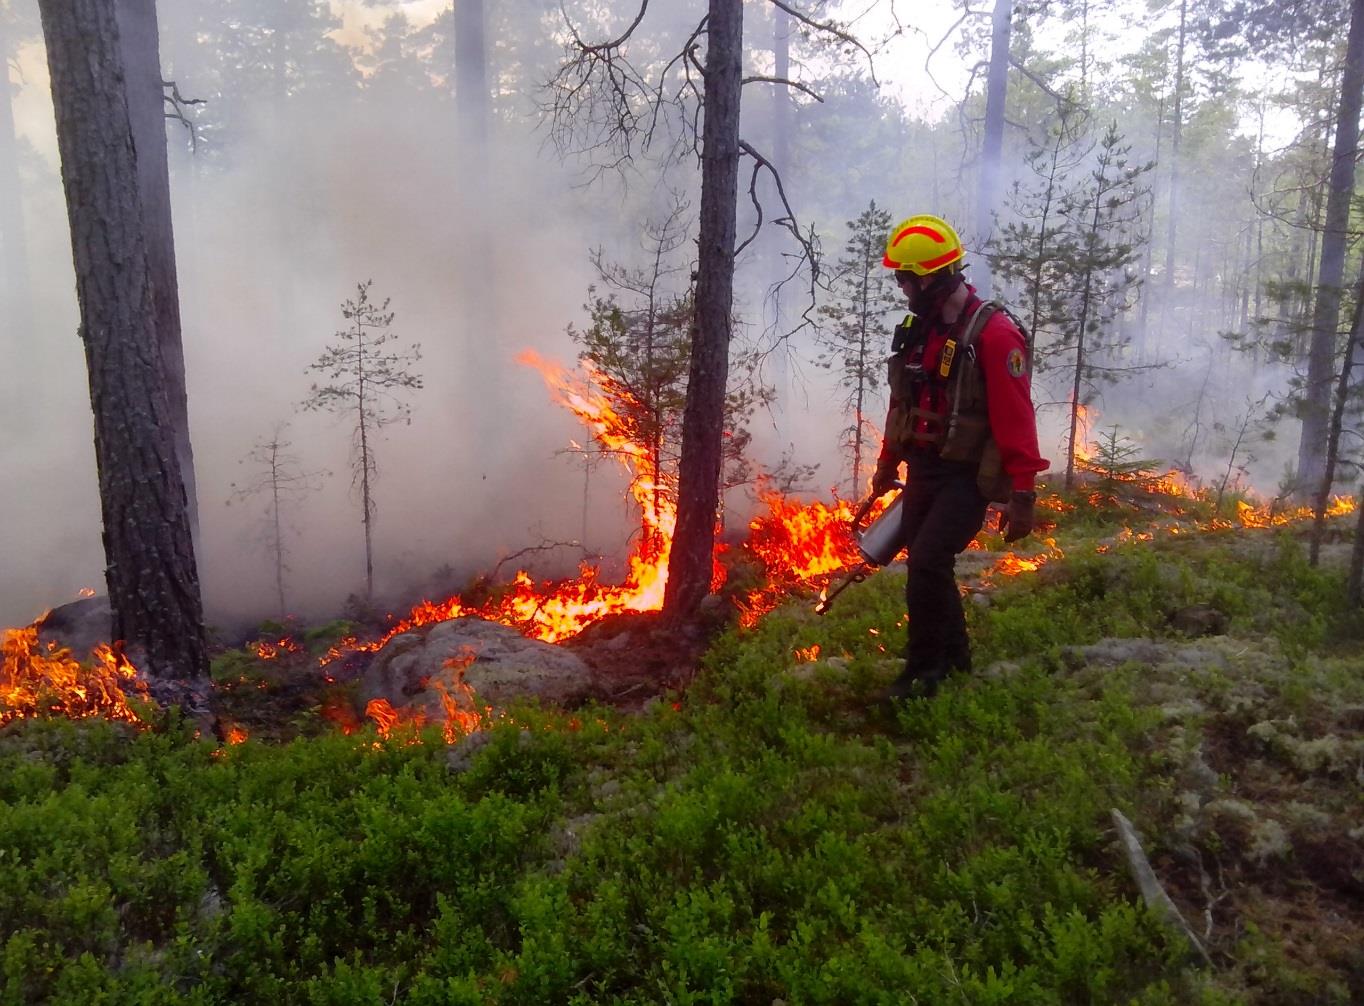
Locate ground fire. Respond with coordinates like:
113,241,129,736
1,625,148,729
1,359,1358,738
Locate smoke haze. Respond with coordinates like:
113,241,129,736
0,0,1314,630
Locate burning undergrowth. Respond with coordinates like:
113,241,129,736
2,355,1358,742
0,625,148,729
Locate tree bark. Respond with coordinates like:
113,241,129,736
115,0,199,546
663,0,742,619
974,0,1012,298
1160,0,1187,341
1310,258,1364,565
454,0,488,147
37,0,208,680
1348,483,1364,606
1296,0,1364,496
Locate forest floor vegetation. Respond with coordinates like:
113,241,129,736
2,481,1362,1004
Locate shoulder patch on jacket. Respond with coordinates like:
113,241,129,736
1006,347,1027,378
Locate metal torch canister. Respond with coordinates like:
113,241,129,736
855,488,908,567
815,485,908,616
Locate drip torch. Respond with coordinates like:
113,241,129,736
814,482,907,615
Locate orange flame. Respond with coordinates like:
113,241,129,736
1072,403,1095,464
981,538,1065,583
319,352,681,658
252,636,303,661
360,647,491,742
1229,498,1358,528
1,622,149,728
746,490,862,581
793,643,821,663
738,490,879,626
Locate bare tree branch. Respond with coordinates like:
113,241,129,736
736,157,766,257
924,9,973,103
1008,54,1070,105
162,78,204,151
739,139,822,338
561,0,649,52
765,0,879,85
741,74,824,102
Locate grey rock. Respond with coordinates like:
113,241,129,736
35,596,113,659
444,730,496,773
362,617,596,720
1170,604,1229,637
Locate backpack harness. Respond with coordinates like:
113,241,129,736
885,300,1030,502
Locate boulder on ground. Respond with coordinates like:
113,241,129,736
360,617,596,719
35,596,113,659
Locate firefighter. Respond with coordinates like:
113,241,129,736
871,214,1048,701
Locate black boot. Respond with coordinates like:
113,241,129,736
881,663,949,704
946,639,972,675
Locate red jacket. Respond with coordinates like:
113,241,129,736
880,288,1048,492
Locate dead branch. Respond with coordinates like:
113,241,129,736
1110,809,1213,968
1008,54,1070,106
562,0,649,52
162,78,204,152
924,9,973,104
765,0,879,85
736,140,822,340
486,539,585,585
741,74,824,103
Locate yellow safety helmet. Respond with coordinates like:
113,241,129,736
883,215,964,275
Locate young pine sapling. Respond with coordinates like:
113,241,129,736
816,200,900,497
227,423,328,618
302,280,422,600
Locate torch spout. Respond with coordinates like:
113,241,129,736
814,564,871,615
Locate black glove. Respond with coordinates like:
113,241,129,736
871,457,900,496
999,490,1036,544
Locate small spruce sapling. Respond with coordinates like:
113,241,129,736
1081,425,1161,494
302,280,422,600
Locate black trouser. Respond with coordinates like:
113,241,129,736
899,454,990,677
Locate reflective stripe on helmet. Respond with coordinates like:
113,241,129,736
918,247,961,272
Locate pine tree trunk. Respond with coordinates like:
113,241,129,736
1310,260,1364,565
1348,489,1364,606
37,0,207,680
272,467,287,616
1137,92,1164,357
115,0,199,547
1296,0,1364,496
1066,287,1091,491
974,0,1012,298
358,331,375,600
1253,101,1266,329
853,244,871,495
1160,0,1187,337
454,0,488,147
664,0,742,620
